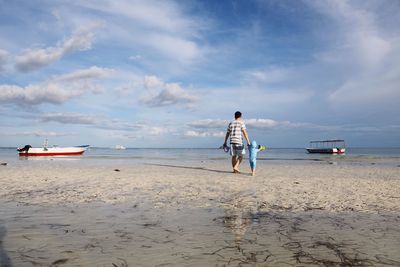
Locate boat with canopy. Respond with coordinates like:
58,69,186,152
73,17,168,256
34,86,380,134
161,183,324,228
306,139,346,154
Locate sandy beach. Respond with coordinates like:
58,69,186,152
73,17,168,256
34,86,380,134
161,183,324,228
1,160,400,266
1,161,399,212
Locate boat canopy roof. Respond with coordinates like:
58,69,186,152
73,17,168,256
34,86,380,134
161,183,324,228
310,139,345,143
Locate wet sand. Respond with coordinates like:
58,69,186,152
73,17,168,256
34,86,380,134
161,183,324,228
1,160,400,266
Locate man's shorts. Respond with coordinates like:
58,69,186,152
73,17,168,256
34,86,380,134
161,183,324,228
230,143,245,157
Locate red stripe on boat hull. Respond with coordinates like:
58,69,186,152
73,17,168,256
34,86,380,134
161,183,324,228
19,151,85,156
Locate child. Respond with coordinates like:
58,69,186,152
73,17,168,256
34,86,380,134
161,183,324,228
248,140,265,176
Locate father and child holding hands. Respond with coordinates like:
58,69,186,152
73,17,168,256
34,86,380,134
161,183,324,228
223,111,265,176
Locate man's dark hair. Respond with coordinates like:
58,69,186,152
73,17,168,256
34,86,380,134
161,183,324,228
234,111,242,119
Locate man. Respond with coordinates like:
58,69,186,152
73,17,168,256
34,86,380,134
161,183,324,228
223,111,251,173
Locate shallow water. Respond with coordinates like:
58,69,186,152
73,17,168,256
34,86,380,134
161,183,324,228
1,147,400,168
1,202,399,266
1,148,400,266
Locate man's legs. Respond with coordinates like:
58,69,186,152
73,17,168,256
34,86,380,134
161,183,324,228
231,156,237,172
236,155,243,170
231,144,245,173
233,155,243,173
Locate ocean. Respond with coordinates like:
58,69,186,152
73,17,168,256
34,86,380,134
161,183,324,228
1,147,400,167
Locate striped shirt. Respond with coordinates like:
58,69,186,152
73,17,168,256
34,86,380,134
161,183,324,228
227,120,246,144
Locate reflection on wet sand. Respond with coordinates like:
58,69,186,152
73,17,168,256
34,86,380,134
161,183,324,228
0,226,13,267
215,192,400,266
217,209,400,266
1,201,400,266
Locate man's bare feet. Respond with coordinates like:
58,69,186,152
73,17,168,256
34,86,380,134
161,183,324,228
233,169,240,174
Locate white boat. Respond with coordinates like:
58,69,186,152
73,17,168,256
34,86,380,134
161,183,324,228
306,139,346,154
17,140,89,156
114,145,126,150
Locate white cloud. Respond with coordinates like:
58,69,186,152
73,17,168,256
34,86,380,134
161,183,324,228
0,84,83,105
356,34,391,67
129,55,142,61
141,76,198,108
328,68,400,109
144,83,197,107
188,119,228,129
80,0,198,35
39,112,145,132
37,110,174,137
73,0,208,68
0,66,111,106
246,119,293,129
113,85,133,95
304,1,400,114
37,111,177,138
40,112,99,125
147,126,173,136
308,0,395,68
243,67,290,84
188,118,302,130
200,86,313,115
108,132,138,140
6,130,72,137
108,126,175,140
184,130,225,138
34,130,71,137
52,66,112,82
144,75,163,90
145,34,202,64
15,25,98,72
186,118,396,137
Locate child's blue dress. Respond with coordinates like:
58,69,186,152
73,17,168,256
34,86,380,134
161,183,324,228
248,140,261,170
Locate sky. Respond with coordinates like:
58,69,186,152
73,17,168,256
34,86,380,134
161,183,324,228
0,0,399,148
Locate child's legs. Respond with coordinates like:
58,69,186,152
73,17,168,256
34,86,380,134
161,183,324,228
250,160,256,171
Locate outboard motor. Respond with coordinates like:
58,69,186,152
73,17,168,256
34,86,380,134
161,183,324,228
17,145,32,152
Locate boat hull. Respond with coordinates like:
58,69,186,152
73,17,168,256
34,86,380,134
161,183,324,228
306,148,345,154
18,147,87,157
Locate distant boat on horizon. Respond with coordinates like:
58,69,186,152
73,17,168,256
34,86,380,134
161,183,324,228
306,139,346,154
114,145,126,150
